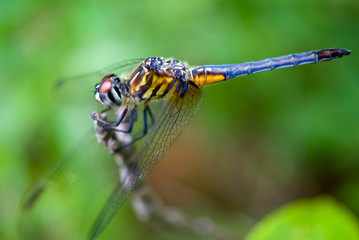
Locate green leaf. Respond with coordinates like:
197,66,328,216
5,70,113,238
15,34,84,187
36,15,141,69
245,196,359,240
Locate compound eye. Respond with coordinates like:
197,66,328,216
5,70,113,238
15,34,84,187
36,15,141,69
98,74,114,93
98,80,112,93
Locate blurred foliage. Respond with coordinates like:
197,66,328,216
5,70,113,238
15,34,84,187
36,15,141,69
245,197,359,240
0,0,359,239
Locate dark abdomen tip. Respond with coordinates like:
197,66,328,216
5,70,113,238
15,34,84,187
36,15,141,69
317,48,352,61
341,48,352,56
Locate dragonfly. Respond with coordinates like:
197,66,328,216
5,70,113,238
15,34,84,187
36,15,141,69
22,48,351,240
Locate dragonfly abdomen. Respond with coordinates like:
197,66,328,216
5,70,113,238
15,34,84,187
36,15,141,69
190,48,351,87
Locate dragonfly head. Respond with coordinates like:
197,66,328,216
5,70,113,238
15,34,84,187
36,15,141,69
95,73,124,107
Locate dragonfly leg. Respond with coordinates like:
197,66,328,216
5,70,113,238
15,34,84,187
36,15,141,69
115,104,154,151
91,105,129,127
130,104,154,141
100,108,111,114
113,108,137,133
175,80,183,94
122,109,137,123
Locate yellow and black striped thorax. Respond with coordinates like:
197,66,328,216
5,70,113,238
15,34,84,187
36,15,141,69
128,57,189,101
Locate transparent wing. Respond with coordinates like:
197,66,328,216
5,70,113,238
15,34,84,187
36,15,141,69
88,83,203,239
19,130,122,239
57,58,144,87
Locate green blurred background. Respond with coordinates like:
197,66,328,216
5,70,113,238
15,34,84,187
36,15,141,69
1,0,359,239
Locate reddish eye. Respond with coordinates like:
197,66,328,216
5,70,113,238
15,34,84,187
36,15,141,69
98,79,112,93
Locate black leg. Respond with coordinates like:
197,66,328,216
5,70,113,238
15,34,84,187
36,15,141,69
115,104,155,151
141,106,149,135
92,106,129,127
122,110,137,123
100,108,111,114
131,104,153,140
113,108,137,133
175,80,183,94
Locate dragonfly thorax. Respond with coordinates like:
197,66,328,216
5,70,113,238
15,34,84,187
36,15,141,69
128,57,189,101
95,73,128,107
